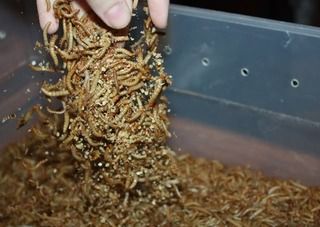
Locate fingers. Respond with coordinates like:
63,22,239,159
148,0,169,29
37,0,169,33
86,0,132,29
36,0,59,34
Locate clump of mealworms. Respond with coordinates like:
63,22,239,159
0,0,320,226
30,0,178,207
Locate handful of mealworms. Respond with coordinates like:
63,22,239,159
0,0,320,226
6,0,181,222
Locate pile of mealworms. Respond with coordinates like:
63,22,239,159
0,0,319,226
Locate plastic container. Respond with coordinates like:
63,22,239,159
1,2,320,185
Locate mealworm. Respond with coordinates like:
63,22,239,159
143,51,153,64
94,46,108,59
119,74,141,87
31,127,48,139
117,70,138,80
57,48,78,60
41,87,69,97
62,111,69,133
23,159,48,171
78,58,93,73
43,22,51,47
148,79,163,107
46,101,66,115
49,35,59,66
114,48,134,56
71,146,84,162
113,36,129,42
123,192,129,207
29,65,55,72
112,70,119,93
88,71,98,94
61,8,80,18
47,107,65,114
73,20,91,36
126,110,143,123
129,174,138,189
67,22,73,52
88,117,104,138
82,130,102,147
128,81,144,93
116,65,134,76
73,32,89,48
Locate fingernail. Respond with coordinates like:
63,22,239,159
103,1,131,29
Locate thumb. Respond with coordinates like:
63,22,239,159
86,0,132,29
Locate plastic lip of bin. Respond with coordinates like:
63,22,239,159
0,2,320,185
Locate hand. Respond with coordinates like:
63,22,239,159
37,0,169,34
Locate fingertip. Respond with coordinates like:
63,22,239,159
37,0,59,34
148,0,169,29
87,0,132,29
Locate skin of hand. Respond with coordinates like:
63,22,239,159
37,0,169,34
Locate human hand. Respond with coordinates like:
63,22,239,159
37,0,169,34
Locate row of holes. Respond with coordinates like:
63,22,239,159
240,67,300,88
163,47,301,88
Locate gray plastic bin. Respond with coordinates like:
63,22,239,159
0,1,320,185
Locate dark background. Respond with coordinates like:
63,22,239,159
171,0,320,27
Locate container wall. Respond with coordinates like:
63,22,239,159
0,1,320,185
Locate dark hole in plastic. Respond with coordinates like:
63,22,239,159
163,45,172,55
201,57,210,66
291,78,299,88
241,68,249,77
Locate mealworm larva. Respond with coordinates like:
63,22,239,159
249,208,265,220
45,0,51,12
94,46,108,59
31,127,48,139
57,48,78,60
82,130,102,147
61,8,80,18
148,79,163,107
114,48,134,56
119,74,141,87
67,22,73,52
89,70,99,94
78,58,94,73
41,87,70,97
113,36,129,42
131,152,146,159
49,35,59,66
66,64,77,92
117,106,130,120
143,51,153,64
73,20,91,36
62,111,69,133
88,116,104,138
73,32,89,48
29,65,55,72
128,81,144,93
23,159,48,171
126,110,143,123
43,22,51,47
129,174,138,189
113,70,119,93
123,192,129,207
71,146,84,162
116,65,134,76
47,107,65,115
